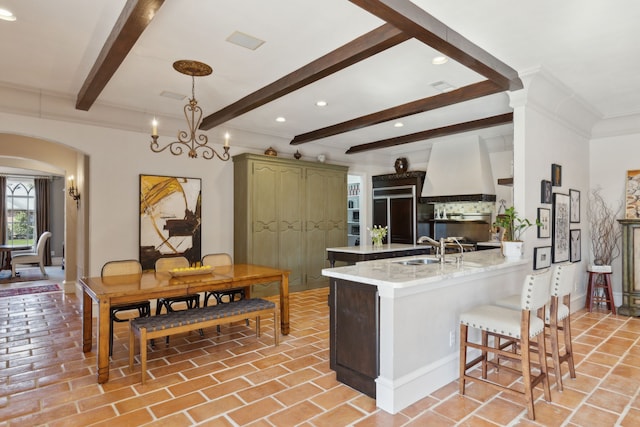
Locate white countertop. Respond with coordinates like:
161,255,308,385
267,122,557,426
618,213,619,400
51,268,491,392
322,248,527,289
326,243,429,254
476,241,501,247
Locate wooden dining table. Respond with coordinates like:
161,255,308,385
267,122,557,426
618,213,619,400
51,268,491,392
80,263,290,383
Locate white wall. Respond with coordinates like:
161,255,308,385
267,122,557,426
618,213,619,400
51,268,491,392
590,128,640,302
512,70,596,299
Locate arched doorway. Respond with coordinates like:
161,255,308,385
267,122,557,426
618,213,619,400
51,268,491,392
0,133,88,291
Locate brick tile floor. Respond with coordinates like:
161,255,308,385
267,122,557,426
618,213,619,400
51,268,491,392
1,279,640,426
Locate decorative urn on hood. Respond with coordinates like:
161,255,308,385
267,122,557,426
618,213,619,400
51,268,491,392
394,157,408,174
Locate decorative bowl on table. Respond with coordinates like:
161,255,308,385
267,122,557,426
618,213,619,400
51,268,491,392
168,265,213,277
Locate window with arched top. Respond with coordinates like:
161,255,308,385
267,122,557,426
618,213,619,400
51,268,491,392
5,177,36,246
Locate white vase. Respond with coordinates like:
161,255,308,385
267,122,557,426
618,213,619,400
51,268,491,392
502,241,523,259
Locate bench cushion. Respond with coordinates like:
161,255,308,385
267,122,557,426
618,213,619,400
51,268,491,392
132,298,275,333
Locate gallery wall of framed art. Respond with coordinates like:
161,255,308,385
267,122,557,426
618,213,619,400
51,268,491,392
533,163,582,269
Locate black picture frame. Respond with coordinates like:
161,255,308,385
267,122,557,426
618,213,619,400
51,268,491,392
534,246,552,270
570,229,581,262
570,189,580,223
552,192,570,263
541,180,552,204
537,208,551,238
551,164,562,186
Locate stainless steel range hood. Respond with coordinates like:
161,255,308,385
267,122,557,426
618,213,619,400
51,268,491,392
421,136,496,203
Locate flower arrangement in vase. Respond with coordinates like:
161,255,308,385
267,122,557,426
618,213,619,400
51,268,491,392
368,225,388,248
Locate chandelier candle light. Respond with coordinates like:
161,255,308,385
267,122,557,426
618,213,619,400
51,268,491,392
150,60,230,160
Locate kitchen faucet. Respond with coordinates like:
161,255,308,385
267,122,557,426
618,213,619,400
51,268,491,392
417,235,464,264
417,235,442,258
442,237,464,264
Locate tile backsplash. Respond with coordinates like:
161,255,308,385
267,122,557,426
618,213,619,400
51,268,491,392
433,201,495,214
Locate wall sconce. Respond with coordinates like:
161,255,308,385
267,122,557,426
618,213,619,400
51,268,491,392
68,175,80,208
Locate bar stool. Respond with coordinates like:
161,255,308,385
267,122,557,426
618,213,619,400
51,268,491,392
459,270,552,420
494,263,577,391
585,265,616,314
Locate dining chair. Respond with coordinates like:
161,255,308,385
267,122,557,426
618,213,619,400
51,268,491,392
201,252,248,332
155,256,201,315
11,231,52,278
459,270,552,420
101,259,151,356
201,253,245,307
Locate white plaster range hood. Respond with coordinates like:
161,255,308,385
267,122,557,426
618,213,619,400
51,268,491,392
421,136,496,203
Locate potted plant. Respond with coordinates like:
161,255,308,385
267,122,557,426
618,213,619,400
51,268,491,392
493,206,541,259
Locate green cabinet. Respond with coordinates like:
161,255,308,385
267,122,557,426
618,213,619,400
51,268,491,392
234,153,347,296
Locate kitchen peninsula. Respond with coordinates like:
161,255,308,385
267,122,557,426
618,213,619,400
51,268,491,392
322,249,528,414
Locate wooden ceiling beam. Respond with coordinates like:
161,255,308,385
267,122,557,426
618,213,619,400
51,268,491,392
199,23,410,130
75,0,165,111
345,112,513,154
290,80,502,145
349,0,522,91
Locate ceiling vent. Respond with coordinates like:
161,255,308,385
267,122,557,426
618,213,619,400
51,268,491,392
226,31,265,50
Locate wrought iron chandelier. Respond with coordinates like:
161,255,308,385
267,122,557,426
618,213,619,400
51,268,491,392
150,60,230,160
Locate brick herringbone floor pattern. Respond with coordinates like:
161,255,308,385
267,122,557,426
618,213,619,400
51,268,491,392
1,283,640,426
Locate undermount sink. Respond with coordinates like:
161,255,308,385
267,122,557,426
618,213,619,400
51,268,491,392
394,258,482,267
394,258,451,266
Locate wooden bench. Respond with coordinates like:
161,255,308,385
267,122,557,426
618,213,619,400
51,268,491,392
129,298,279,384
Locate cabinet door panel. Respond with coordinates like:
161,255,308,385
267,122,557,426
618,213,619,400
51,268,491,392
305,168,328,286
389,198,414,244
252,163,279,267
278,166,304,291
372,199,389,244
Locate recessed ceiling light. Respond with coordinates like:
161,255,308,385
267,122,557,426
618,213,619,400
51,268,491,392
275,117,286,123
432,56,448,65
394,122,404,128
0,8,16,21
226,31,265,51
315,100,327,107
431,80,456,93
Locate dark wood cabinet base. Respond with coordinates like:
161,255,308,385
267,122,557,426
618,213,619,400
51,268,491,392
329,278,379,397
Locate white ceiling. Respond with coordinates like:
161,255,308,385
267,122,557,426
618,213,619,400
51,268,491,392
1,0,639,166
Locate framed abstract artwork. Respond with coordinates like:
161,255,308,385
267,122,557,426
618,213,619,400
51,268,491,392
541,180,552,204
552,192,570,263
139,174,202,270
570,229,581,262
626,169,640,218
551,164,562,187
570,189,580,223
534,246,552,270
537,208,550,238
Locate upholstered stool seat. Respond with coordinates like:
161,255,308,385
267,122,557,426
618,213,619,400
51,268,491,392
460,305,546,338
